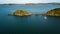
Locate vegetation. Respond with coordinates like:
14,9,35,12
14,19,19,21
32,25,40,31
35,12,40,16
46,8,60,16
13,10,32,16
9,8,60,17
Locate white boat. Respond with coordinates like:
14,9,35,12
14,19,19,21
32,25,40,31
44,16,47,19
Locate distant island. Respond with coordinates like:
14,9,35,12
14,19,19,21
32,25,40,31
0,3,60,6
46,8,60,16
13,10,32,16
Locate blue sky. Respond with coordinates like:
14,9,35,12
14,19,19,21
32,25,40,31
0,0,60,4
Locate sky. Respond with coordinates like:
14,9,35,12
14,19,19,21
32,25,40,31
0,0,60,4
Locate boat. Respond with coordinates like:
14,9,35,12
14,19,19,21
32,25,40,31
44,16,47,19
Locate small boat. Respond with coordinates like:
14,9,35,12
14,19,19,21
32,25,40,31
44,16,47,19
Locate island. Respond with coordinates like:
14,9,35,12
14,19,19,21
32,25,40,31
1,3,60,6
46,8,60,16
35,12,40,16
13,10,32,16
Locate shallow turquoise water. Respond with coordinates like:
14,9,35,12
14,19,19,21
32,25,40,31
0,5,60,34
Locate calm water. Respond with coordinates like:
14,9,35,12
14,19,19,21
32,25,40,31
0,5,60,34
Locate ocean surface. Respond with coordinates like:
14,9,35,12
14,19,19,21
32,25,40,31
0,5,60,34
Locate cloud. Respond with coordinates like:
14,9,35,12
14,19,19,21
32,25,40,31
0,0,40,4
0,0,60,4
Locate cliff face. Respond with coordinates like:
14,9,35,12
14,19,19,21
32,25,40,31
46,8,60,16
13,10,32,16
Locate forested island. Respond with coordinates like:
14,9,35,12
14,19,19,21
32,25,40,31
13,10,32,16
8,8,60,17
46,8,60,16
